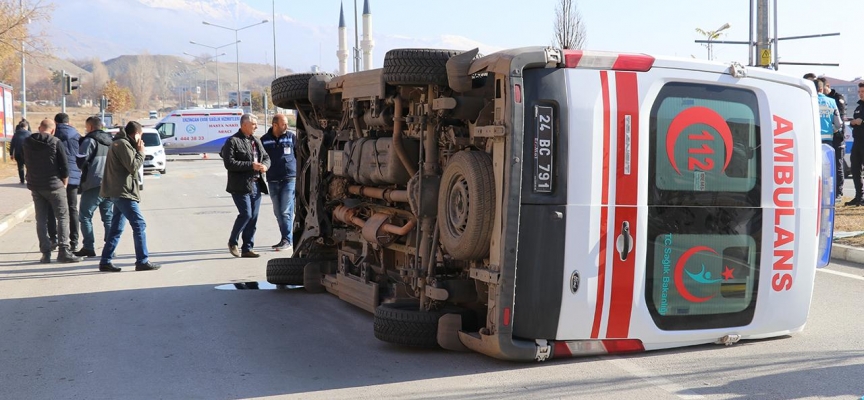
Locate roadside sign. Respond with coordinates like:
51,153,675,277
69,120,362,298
760,49,771,66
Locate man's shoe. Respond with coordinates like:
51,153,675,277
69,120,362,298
845,198,862,206
241,250,260,258
73,248,97,258
229,244,240,258
57,248,83,263
135,262,161,271
39,253,51,264
99,263,122,272
273,240,292,252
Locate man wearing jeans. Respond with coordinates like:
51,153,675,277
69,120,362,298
98,121,160,272
74,116,115,258
221,114,270,258
50,113,82,252
22,119,82,264
261,114,296,254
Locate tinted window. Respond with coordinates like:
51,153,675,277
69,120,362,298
649,83,761,207
142,133,161,147
645,83,762,331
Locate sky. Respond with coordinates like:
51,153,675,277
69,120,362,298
42,0,862,80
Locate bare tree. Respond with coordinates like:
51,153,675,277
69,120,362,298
553,0,587,50
85,57,109,100
0,0,54,83
125,52,155,109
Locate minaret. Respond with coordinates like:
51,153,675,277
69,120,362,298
337,2,348,75
361,0,374,71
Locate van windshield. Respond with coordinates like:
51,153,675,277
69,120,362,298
142,132,161,147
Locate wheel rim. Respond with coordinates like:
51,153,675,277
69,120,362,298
446,173,470,237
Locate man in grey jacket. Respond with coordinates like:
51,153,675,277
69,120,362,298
74,116,115,258
22,119,82,264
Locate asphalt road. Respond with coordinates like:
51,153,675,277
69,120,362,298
0,157,863,400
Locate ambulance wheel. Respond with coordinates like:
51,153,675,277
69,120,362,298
265,258,306,285
438,151,495,261
383,48,463,86
272,72,334,109
373,301,477,348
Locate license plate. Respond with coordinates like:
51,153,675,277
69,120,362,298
534,106,554,193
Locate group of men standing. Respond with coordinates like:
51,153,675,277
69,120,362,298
10,110,296,268
806,73,864,206
9,114,159,271
221,113,296,258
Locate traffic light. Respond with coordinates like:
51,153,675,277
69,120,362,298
63,74,79,95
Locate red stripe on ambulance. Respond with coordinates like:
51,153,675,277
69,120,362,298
591,71,612,339
606,72,639,338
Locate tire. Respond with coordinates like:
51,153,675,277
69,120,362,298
303,261,325,293
265,258,306,285
438,151,495,260
160,167,166,175
271,73,334,109
373,302,446,348
382,48,463,86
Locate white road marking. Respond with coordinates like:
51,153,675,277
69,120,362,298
605,357,705,399
817,268,864,281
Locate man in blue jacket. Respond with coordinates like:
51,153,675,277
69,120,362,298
260,113,296,254
48,113,82,251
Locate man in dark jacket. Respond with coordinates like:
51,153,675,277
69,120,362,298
98,121,159,272
221,113,270,258
847,83,864,206
22,119,82,264
260,114,296,254
73,116,115,258
49,113,82,251
9,119,30,184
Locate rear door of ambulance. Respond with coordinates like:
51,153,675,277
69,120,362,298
511,58,820,345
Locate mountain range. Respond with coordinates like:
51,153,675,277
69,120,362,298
35,0,500,75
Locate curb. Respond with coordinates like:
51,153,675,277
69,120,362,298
0,203,35,238
830,244,864,265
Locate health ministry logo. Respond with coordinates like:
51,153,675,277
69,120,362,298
674,246,735,303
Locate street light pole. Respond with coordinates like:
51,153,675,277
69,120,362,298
202,20,269,109
183,51,226,108
706,23,731,60
191,40,238,108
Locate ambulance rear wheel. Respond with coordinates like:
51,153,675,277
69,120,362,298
272,72,334,109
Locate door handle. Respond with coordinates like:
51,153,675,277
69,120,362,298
616,221,633,261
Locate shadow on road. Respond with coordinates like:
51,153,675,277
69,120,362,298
1,281,861,399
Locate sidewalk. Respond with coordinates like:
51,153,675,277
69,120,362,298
0,175,35,238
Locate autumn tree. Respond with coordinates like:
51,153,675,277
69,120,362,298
102,79,134,114
553,0,587,50
0,0,54,84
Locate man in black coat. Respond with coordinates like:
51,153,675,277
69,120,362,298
9,119,30,184
22,119,82,264
220,114,270,258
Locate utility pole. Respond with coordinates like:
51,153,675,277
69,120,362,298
60,69,66,114
756,0,771,67
20,0,26,120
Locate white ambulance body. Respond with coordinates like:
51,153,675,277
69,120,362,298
271,47,832,361
529,53,828,357
154,108,243,155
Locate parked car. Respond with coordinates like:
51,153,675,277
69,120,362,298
141,129,167,174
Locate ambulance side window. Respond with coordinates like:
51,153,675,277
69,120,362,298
157,123,175,139
645,82,763,331
649,83,761,207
